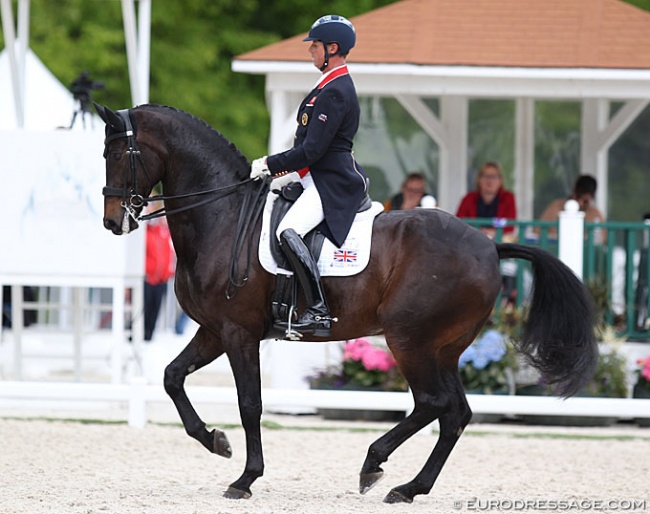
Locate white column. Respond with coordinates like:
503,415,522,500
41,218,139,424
581,99,609,217
121,0,142,106
515,98,535,220
558,200,585,280
267,89,298,153
439,96,468,212
1,0,23,127
136,0,151,104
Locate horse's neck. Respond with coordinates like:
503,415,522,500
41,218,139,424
162,156,246,264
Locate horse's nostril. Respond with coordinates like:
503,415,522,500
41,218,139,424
103,218,120,233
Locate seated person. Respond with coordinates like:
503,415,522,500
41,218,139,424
455,161,517,240
456,161,518,305
539,174,606,242
384,172,437,210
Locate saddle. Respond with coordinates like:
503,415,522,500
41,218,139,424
269,181,372,327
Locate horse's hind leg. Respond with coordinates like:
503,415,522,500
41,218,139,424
359,359,471,503
163,328,231,457
383,369,471,504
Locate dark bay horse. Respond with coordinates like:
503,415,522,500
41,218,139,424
96,103,598,504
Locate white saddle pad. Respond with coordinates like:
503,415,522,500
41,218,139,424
258,193,384,277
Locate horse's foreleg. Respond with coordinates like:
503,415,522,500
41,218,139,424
163,329,231,457
382,371,471,504
222,337,264,500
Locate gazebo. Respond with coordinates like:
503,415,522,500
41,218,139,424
233,0,650,217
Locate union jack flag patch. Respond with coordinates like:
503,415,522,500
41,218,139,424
318,113,328,122
333,250,357,263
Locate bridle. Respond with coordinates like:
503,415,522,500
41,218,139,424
101,108,270,298
101,108,254,227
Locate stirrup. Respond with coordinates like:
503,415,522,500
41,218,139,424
276,305,303,341
275,313,337,339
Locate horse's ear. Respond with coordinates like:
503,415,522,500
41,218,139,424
94,103,125,131
93,102,107,124
104,107,126,132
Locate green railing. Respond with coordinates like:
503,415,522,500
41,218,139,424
462,218,650,340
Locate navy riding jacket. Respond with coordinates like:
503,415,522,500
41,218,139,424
267,65,368,248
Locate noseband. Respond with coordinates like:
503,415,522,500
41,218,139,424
101,109,146,233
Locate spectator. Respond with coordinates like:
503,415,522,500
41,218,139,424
456,161,518,305
455,161,517,240
144,210,175,342
539,174,606,242
384,172,437,210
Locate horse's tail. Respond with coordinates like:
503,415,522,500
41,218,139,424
496,243,598,398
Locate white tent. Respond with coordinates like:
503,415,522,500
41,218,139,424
0,48,92,131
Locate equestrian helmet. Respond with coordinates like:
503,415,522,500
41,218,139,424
303,15,356,55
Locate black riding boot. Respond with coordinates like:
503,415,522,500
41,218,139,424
275,229,332,337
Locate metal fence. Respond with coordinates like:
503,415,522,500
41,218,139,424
462,218,650,340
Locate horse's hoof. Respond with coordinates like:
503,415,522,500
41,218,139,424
359,471,384,494
383,489,413,504
211,429,232,458
223,486,251,500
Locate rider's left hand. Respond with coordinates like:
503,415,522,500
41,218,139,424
250,157,270,180
270,172,299,192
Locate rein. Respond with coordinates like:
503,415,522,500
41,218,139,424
102,107,270,299
226,178,270,299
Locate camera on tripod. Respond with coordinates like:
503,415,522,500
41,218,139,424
69,71,105,129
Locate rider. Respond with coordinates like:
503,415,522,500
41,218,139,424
250,14,368,337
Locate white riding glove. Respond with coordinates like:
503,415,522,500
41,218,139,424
250,156,271,180
270,171,299,192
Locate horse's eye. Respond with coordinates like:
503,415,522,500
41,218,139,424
111,151,122,161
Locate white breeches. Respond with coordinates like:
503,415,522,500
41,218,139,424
276,173,324,240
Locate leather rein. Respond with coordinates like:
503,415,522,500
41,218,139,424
101,108,270,298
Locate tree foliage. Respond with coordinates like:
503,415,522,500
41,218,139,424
1,0,395,158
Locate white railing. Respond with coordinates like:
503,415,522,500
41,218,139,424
1,379,649,429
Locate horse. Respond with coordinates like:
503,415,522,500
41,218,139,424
96,103,598,504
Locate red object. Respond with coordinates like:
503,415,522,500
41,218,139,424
145,222,175,285
455,189,517,233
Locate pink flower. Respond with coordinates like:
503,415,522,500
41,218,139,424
361,347,396,372
639,357,650,382
343,338,396,372
343,338,371,362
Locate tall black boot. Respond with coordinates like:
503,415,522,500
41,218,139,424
275,229,332,337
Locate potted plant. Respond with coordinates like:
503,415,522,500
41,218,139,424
458,325,518,423
307,338,408,421
459,329,516,395
633,355,650,427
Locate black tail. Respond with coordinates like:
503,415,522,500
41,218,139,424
497,243,598,397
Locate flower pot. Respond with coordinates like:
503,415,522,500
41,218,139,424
317,408,405,422
309,383,406,422
633,383,650,427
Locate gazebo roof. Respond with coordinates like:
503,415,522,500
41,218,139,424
236,0,650,69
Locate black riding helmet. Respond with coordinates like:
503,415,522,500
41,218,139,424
303,15,356,71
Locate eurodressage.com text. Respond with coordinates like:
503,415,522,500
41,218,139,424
454,498,647,511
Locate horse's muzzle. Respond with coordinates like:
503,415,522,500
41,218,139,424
104,217,124,235
103,216,139,235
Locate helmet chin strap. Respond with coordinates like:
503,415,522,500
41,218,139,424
320,45,330,71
